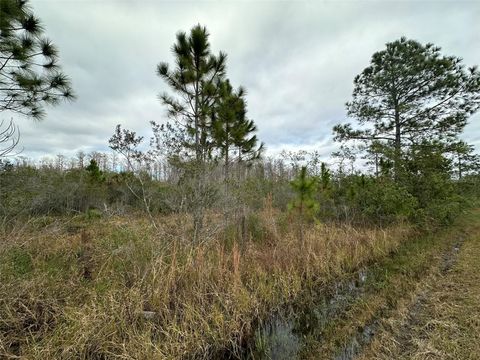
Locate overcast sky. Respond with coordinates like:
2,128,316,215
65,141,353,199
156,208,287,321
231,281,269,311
8,0,480,161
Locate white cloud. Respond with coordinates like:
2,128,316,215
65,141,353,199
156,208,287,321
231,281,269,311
5,0,479,160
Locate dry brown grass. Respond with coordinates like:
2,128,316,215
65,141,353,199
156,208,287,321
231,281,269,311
0,206,413,359
358,209,480,360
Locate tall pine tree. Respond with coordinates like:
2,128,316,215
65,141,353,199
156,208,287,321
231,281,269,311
156,24,226,163
211,79,263,179
334,37,480,179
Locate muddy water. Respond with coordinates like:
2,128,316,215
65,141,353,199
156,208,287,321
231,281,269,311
333,322,377,360
243,238,466,360
245,268,370,360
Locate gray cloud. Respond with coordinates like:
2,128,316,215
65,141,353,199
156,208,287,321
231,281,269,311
6,0,480,161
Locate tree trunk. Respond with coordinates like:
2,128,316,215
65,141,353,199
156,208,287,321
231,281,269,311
194,56,201,162
458,155,463,180
225,139,229,181
298,200,304,247
394,102,402,182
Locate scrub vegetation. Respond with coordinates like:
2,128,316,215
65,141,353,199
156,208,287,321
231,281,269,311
1,1,480,359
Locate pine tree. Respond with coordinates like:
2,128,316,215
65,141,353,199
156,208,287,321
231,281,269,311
0,0,74,119
290,167,319,217
156,24,226,163
320,162,331,190
334,37,480,179
85,159,104,183
289,166,319,244
211,79,263,179
450,141,480,179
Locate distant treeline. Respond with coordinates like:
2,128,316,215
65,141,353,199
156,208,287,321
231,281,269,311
1,149,479,231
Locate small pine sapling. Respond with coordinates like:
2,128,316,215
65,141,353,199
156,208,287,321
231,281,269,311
288,166,319,244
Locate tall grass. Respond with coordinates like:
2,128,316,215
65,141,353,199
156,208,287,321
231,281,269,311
0,206,412,359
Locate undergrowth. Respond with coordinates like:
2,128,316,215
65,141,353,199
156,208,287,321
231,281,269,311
1,206,413,359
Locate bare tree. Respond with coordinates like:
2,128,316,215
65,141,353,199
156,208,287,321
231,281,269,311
76,150,85,169
109,124,158,229
109,124,143,171
56,154,66,170
0,119,21,157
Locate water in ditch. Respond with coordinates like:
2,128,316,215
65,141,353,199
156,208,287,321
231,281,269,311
245,268,370,360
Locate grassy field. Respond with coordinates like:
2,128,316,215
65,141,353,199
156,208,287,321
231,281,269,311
1,208,479,359
0,206,412,359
